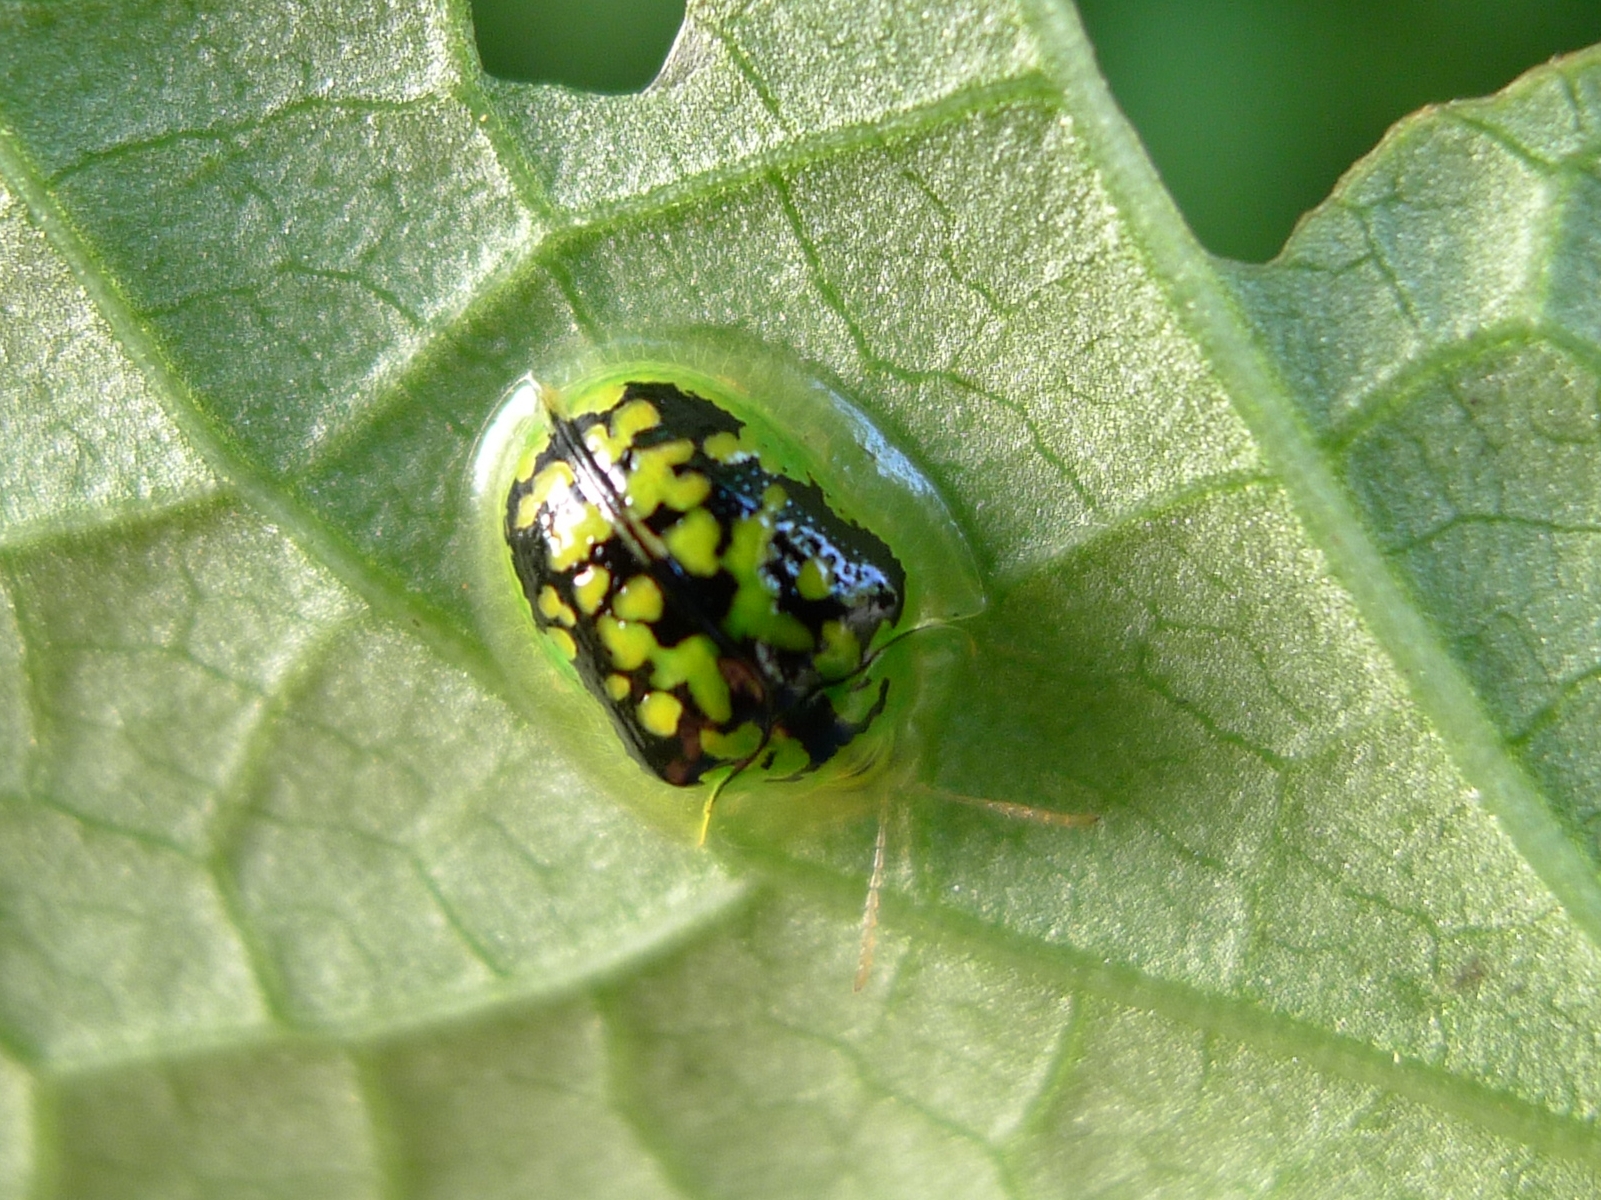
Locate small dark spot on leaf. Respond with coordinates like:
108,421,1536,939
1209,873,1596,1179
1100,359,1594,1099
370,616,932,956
1452,956,1489,993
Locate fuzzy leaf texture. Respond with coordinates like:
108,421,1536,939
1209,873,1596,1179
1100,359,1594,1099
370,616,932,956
2,1,1601,1196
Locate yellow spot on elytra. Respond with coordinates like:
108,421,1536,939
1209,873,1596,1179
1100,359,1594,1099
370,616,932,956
703,430,748,463
547,502,613,572
663,508,722,576
528,461,575,510
605,673,631,701
572,565,611,615
761,483,788,510
762,732,812,777
614,575,664,623
638,691,683,737
650,634,731,723
702,721,762,760
583,428,615,466
644,439,694,467
514,446,539,483
548,628,577,660
625,440,709,517
722,508,814,652
598,615,657,671
671,471,712,511
815,620,861,679
570,382,628,419
585,398,661,462
797,558,832,601
537,585,577,627
514,461,578,533
613,399,660,440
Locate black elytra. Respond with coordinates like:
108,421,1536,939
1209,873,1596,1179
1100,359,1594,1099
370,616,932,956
505,379,906,789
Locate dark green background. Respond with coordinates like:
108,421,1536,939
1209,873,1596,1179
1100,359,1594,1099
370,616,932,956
471,0,1601,261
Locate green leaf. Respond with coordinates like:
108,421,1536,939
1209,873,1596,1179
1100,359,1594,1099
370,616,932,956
3,0,1601,1195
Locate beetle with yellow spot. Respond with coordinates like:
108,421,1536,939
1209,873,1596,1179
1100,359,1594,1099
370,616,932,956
487,357,1102,991
505,376,906,840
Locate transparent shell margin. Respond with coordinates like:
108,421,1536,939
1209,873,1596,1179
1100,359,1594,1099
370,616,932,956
467,333,984,804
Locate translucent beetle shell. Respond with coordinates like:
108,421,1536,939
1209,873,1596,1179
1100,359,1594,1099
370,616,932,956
504,376,906,788
470,347,983,809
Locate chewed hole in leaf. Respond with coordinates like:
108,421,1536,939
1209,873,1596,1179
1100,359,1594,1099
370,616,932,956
472,0,686,93
1075,0,1601,261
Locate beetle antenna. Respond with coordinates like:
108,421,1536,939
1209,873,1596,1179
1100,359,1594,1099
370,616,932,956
696,726,774,846
854,613,977,680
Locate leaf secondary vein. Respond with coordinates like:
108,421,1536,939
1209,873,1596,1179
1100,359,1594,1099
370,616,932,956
748,840,1601,1168
0,122,517,719
292,72,1059,477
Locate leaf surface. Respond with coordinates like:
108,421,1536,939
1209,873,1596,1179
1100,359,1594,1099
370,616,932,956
2,0,1600,1195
